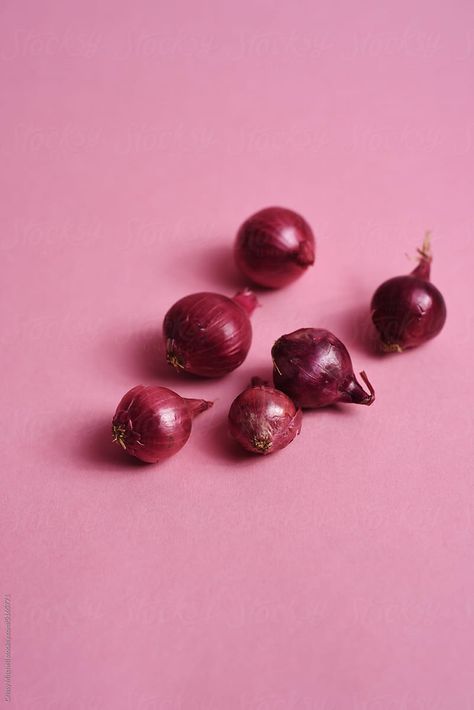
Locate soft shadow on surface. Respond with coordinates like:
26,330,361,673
126,326,179,384
77,417,151,473
121,325,225,386
127,328,275,390
191,243,249,292
301,402,357,421
193,415,258,465
328,302,386,359
98,323,177,386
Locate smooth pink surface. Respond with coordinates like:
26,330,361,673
1,0,473,707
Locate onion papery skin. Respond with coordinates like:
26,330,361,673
234,206,315,289
163,290,258,378
112,385,213,463
371,239,447,351
272,328,375,409
228,377,302,455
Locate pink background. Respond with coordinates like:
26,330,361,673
1,0,474,708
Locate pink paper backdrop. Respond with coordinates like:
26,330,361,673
1,0,474,708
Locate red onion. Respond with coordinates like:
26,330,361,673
163,289,258,377
112,385,212,463
272,328,375,408
371,234,447,352
234,206,315,288
228,377,302,455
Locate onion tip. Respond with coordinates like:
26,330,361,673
412,231,432,280
417,230,432,261
184,398,214,416
358,370,376,406
232,289,259,315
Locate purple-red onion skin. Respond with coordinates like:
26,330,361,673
163,290,257,378
235,206,315,289
228,378,302,455
272,328,375,409
371,245,447,351
112,385,212,463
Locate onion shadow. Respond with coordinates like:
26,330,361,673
125,326,180,384
328,302,386,359
75,415,151,473
184,243,248,292
193,413,264,465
